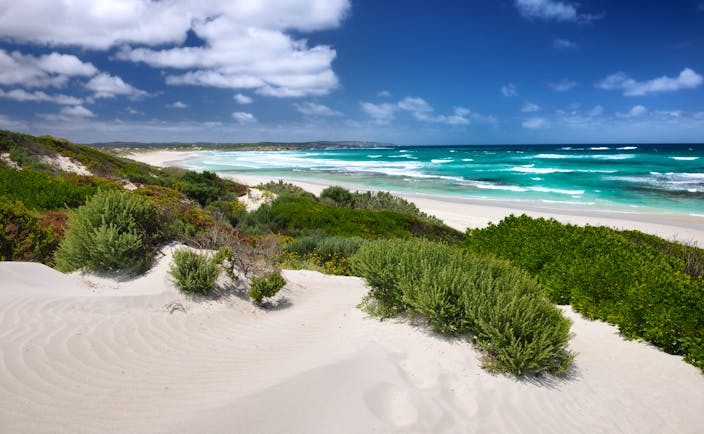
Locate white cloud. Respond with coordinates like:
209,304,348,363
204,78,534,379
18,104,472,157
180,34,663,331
522,117,549,129
234,93,253,104
377,90,391,97
294,102,341,117
596,68,703,96
0,1,349,99
624,105,648,117
501,84,517,97
232,111,256,124
522,102,541,112
0,88,82,105
35,52,98,77
0,49,97,88
588,105,605,117
360,102,396,124
514,0,597,22
85,73,148,99
553,38,578,50
397,97,433,114
61,105,95,118
549,79,578,92
167,101,188,109
396,97,472,125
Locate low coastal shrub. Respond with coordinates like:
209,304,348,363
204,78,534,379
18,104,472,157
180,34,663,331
463,214,704,372
283,235,364,275
257,180,316,200
169,248,220,295
351,239,574,376
244,193,462,243
320,185,442,225
248,271,286,303
55,190,164,272
0,196,58,264
0,169,115,211
349,240,409,317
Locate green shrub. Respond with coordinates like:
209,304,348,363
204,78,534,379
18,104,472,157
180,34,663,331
0,169,114,211
283,235,364,275
352,239,574,376
350,239,409,317
55,190,164,272
463,214,704,373
244,193,462,243
320,185,355,207
169,248,220,295
0,196,58,263
249,271,286,303
258,180,316,200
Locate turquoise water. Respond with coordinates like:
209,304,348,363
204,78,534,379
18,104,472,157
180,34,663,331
177,144,704,215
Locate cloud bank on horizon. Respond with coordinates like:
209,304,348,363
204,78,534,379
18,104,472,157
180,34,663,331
0,0,702,144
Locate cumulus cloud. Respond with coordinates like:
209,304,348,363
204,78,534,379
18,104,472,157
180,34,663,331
0,49,97,88
514,0,598,22
294,102,341,117
361,96,492,127
596,68,703,96
501,84,517,97
624,105,648,117
522,117,549,129
522,102,541,112
553,38,578,50
360,102,396,124
234,93,254,104
167,101,188,109
61,105,95,118
85,73,149,99
377,90,391,97
397,97,471,125
549,79,578,92
0,1,349,99
0,88,83,105
232,111,257,124
39,105,96,122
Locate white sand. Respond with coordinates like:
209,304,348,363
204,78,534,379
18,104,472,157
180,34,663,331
1,245,703,433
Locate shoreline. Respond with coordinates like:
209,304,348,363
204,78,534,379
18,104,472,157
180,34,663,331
129,150,704,245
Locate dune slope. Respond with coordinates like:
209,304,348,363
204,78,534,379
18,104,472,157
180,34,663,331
1,248,703,433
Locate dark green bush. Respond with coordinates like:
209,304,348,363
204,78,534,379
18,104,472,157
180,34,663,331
169,248,220,295
55,190,164,272
320,185,355,207
244,193,461,243
249,271,286,303
0,169,115,211
463,214,704,373
0,196,58,263
351,239,574,376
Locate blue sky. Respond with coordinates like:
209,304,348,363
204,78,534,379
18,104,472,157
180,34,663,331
0,0,703,145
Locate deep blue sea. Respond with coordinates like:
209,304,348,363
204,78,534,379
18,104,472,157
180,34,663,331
178,144,704,215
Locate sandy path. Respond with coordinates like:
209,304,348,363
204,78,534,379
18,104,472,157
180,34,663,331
1,246,704,433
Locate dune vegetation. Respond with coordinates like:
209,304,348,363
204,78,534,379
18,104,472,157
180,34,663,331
1,129,703,375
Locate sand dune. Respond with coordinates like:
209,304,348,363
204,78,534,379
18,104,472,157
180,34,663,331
2,246,704,433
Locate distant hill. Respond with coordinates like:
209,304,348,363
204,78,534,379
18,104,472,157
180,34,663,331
89,140,398,151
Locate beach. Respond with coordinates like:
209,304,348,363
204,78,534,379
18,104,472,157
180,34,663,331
129,150,704,245
2,148,704,433
2,245,704,433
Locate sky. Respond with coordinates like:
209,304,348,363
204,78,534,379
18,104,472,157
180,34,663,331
0,0,703,145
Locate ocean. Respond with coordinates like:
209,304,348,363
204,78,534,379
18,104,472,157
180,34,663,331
176,144,704,216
